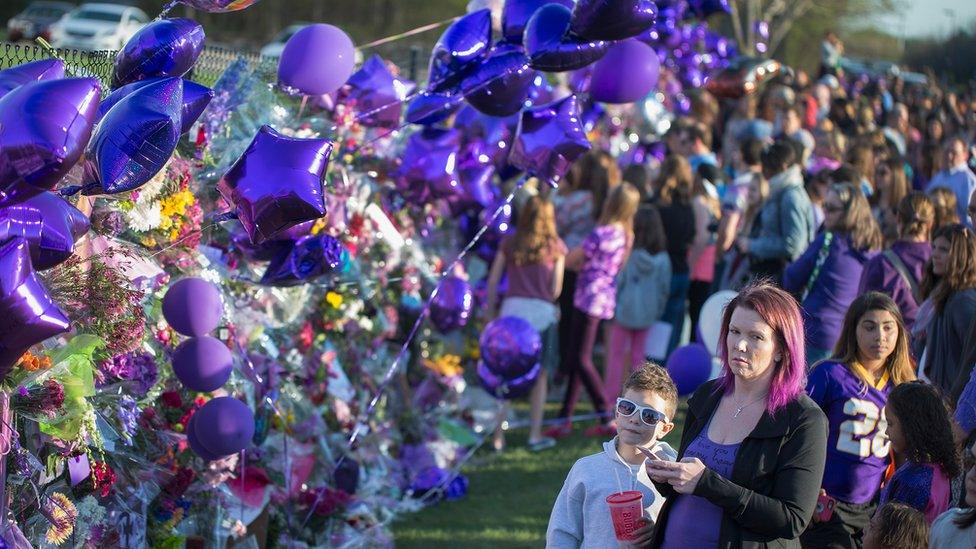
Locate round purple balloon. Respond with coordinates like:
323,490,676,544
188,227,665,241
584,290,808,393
278,24,355,96
479,316,542,378
666,343,712,397
590,39,660,104
0,78,101,207
193,396,255,456
172,335,233,392
111,18,206,89
429,276,474,334
186,413,225,461
162,278,223,337
477,361,541,399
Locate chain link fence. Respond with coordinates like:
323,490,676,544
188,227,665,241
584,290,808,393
1,40,428,91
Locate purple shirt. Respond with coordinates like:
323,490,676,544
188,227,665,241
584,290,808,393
573,224,628,319
880,461,952,524
806,361,891,504
784,233,876,350
500,235,567,302
661,428,741,549
858,240,930,330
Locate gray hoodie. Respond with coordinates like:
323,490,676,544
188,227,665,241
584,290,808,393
614,250,672,330
547,439,678,548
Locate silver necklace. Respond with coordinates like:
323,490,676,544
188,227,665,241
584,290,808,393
732,393,768,418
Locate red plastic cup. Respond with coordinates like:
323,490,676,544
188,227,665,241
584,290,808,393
606,490,644,541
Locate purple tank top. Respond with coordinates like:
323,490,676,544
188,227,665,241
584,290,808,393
662,425,741,549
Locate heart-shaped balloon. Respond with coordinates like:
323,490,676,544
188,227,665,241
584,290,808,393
570,0,658,41
0,238,71,377
111,18,206,89
0,59,65,99
405,91,465,126
427,9,493,92
342,55,416,129
501,0,575,43
523,3,609,72
461,45,535,117
97,77,214,134
218,125,332,245
0,78,101,207
83,77,182,195
0,192,89,270
394,128,462,202
509,95,591,186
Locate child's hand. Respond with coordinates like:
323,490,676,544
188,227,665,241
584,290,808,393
618,517,654,548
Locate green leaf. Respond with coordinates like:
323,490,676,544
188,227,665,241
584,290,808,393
437,419,478,447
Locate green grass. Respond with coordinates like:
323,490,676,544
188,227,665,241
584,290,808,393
393,401,688,548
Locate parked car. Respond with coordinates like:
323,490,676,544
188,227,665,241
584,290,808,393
259,23,310,59
6,1,75,42
49,3,148,50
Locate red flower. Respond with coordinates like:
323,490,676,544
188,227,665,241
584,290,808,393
161,391,182,408
298,321,314,351
91,461,117,498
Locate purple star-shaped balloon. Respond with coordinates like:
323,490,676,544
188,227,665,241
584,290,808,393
0,59,65,99
342,55,416,129
218,125,332,245
0,192,90,270
394,128,462,203
0,77,101,207
0,238,70,377
509,95,591,187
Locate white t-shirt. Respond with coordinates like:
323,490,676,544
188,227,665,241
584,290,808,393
930,508,976,548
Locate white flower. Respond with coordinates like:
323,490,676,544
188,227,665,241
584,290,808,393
135,162,170,204
125,201,162,232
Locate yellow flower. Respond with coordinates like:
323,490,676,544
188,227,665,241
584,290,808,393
326,292,343,309
423,354,464,378
44,492,76,545
141,236,157,248
310,218,329,235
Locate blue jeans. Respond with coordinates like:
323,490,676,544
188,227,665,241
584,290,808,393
663,272,691,357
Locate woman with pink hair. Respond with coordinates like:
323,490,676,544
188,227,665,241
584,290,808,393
647,282,828,548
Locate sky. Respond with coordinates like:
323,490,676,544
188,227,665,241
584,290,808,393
874,0,976,38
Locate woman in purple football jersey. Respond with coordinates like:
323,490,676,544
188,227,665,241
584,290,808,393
801,292,916,548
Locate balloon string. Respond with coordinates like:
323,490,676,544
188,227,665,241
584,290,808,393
33,37,77,78
355,16,460,51
299,175,527,529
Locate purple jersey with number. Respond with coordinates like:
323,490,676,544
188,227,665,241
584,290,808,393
806,361,892,504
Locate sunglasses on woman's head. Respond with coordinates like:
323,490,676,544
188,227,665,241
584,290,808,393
616,398,668,427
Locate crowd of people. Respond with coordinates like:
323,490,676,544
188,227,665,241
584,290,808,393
481,59,976,547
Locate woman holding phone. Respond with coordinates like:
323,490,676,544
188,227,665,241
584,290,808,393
647,282,828,548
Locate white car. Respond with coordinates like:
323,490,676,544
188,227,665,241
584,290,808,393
49,3,148,51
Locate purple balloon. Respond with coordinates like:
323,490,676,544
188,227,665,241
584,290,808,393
509,95,591,186
217,125,331,245
689,0,730,18
429,276,474,333
501,0,575,43
478,360,541,399
0,192,89,270
174,0,260,13
524,72,556,107
162,278,223,337
278,24,355,95
461,45,535,117
457,141,498,209
427,9,492,92
590,39,660,104
405,91,465,126
111,18,206,89
260,233,344,287
394,128,462,202
0,59,65,99
0,238,70,377
186,413,224,461
479,316,541,377
666,343,712,397
0,78,100,207
343,55,416,129
83,77,182,196
453,107,516,168
570,0,657,41
523,3,609,72
172,336,233,392
192,396,255,456
98,78,214,134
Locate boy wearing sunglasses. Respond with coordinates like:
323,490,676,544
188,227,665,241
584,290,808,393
547,364,678,548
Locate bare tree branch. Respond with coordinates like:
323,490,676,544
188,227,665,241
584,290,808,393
769,0,815,54
729,0,747,52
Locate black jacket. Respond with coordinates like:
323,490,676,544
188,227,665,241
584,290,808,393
650,379,828,548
